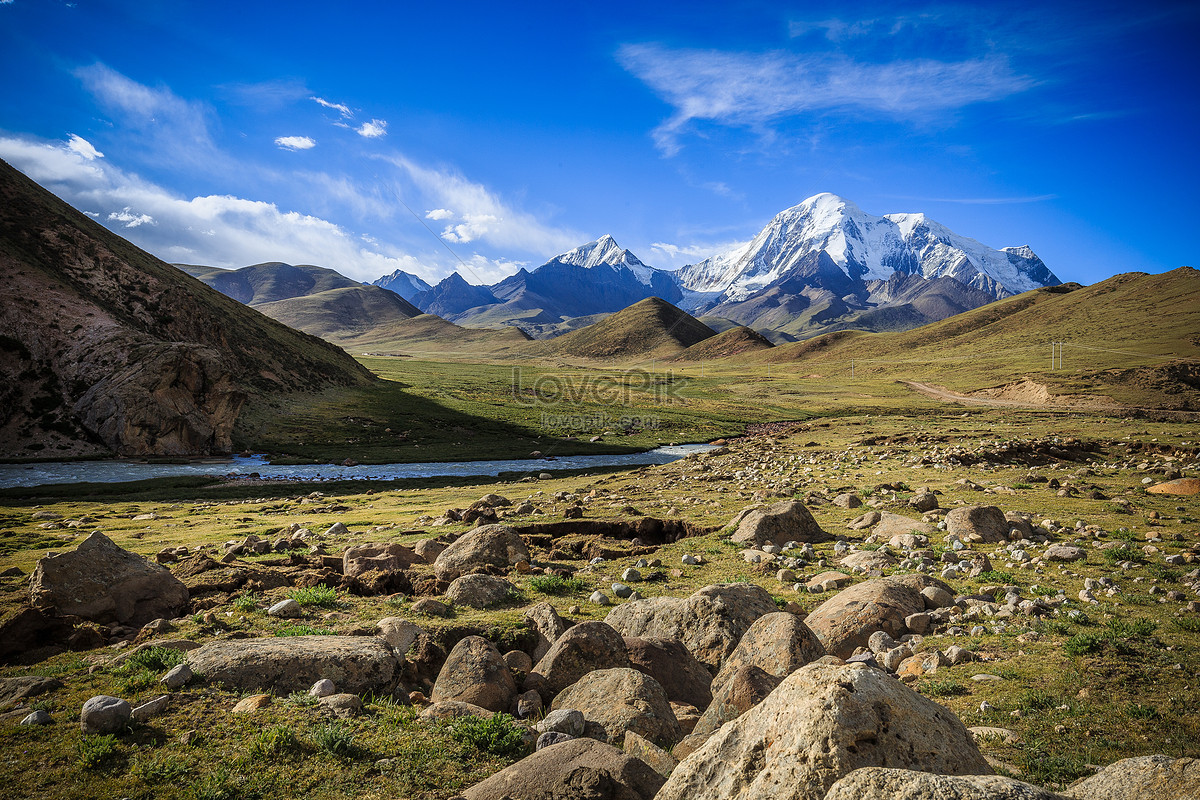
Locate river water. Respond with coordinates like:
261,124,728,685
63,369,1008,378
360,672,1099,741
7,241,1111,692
0,444,717,489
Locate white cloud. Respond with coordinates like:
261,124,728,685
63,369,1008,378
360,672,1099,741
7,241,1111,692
617,43,1034,155
425,208,454,220
311,96,353,118
66,134,103,160
108,207,155,227
383,154,582,257
274,135,316,151
0,133,444,283
650,238,749,267
356,119,387,138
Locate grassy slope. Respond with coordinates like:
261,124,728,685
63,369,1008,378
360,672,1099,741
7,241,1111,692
252,285,421,341
532,297,716,361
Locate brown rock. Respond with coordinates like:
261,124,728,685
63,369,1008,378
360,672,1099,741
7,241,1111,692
945,506,1011,543
1145,478,1200,496
445,574,518,608
342,542,420,579
460,737,665,800
623,730,678,778
232,694,271,713
804,574,954,659
1063,754,1200,800
656,662,992,800
551,667,681,747
728,501,831,547
186,635,398,695
433,524,530,581
431,635,517,713
525,602,569,663
709,612,825,697
692,665,780,737
29,532,188,627
624,636,713,710
826,767,1065,799
605,583,778,672
531,621,629,695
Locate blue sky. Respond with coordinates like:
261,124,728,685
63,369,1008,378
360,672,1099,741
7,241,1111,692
1,0,1196,287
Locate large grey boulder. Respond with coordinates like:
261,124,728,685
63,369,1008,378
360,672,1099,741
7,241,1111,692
826,767,1067,799
460,737,664,800
30,532,188,626
531,621,629,695
605,583,778,672
445,574,517,608
729,501,831,547
1063,755,1200,800
709,612,825,697
80,695,131,734
655,661,992,800
804,574,955,659
945,505,1011,543
551,667,681,747
872,512,936,539
624,636,713,710
342,542,420,579
524,602,569,663
433,524,529,581
430,635,516,713
186,636,398,695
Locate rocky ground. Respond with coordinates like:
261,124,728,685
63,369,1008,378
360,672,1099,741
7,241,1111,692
0,408,1198,799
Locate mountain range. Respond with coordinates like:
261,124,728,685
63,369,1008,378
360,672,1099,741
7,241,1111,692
348,193,1059,341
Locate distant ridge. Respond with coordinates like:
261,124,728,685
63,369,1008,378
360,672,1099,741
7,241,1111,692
0,158,373,458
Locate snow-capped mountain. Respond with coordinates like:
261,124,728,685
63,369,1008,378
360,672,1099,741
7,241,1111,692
678,193,1057,310
483,234,682,322
372,268,432,302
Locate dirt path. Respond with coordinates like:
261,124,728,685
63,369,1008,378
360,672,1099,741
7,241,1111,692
900,381,1036,408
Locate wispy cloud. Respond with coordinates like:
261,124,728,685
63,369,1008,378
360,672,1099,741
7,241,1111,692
617,43,1034,155
311,96,353,119
425,208,454,221
274,135,316,151
382,153,583,257
108,207,155,227
650,238,750,268
356,119,387,138
66,134,103,160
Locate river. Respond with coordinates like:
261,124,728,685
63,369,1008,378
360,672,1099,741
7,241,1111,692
0,444,718,489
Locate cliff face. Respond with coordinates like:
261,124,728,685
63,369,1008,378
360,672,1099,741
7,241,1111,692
0,158,373,458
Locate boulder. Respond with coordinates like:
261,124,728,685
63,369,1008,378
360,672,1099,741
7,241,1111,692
80,695,131,734
624,636,713,710
460,737,665,800
375,617,422,655
551,668,681,747
710,612,825,697
825,767,1066,799
421,700,494,721
413,538,448,564
433,524,530,581
693,665,780,738
431,636,517,713
605,583,778,672
804,574,955,659
30,532,188,627
945,506,1010,543
531,621,629,695
186,635,398,695
1063,754,1200,800
524,602,569,663
655,661,992,800
319,693,364,719
1045,544,1087,562
729,501,831,547
872,513,936,539
1145,478,1200,496
841,550,898,572
445,574,517,608
342,542,420,579
623,730,677,778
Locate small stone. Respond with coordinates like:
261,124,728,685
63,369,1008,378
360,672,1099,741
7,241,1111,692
309,679,336,698
612,583,633,599
319,693,364,718
536,730,575,750
590,591,611,606
267,599,302,618
161,663,192,689
232,694,272,713
20,710,52,726
537,708,585,737
621,568,642,583
131,695,169,722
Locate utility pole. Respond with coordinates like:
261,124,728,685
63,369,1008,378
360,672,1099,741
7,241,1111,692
1050,342,1064,370
851,360,855,378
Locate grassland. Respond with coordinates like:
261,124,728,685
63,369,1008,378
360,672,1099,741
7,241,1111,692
2,405,1198,798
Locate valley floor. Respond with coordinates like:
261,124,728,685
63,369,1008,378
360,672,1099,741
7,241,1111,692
0,408,1198,798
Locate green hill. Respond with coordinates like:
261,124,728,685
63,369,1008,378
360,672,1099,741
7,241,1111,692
537,297,716,361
